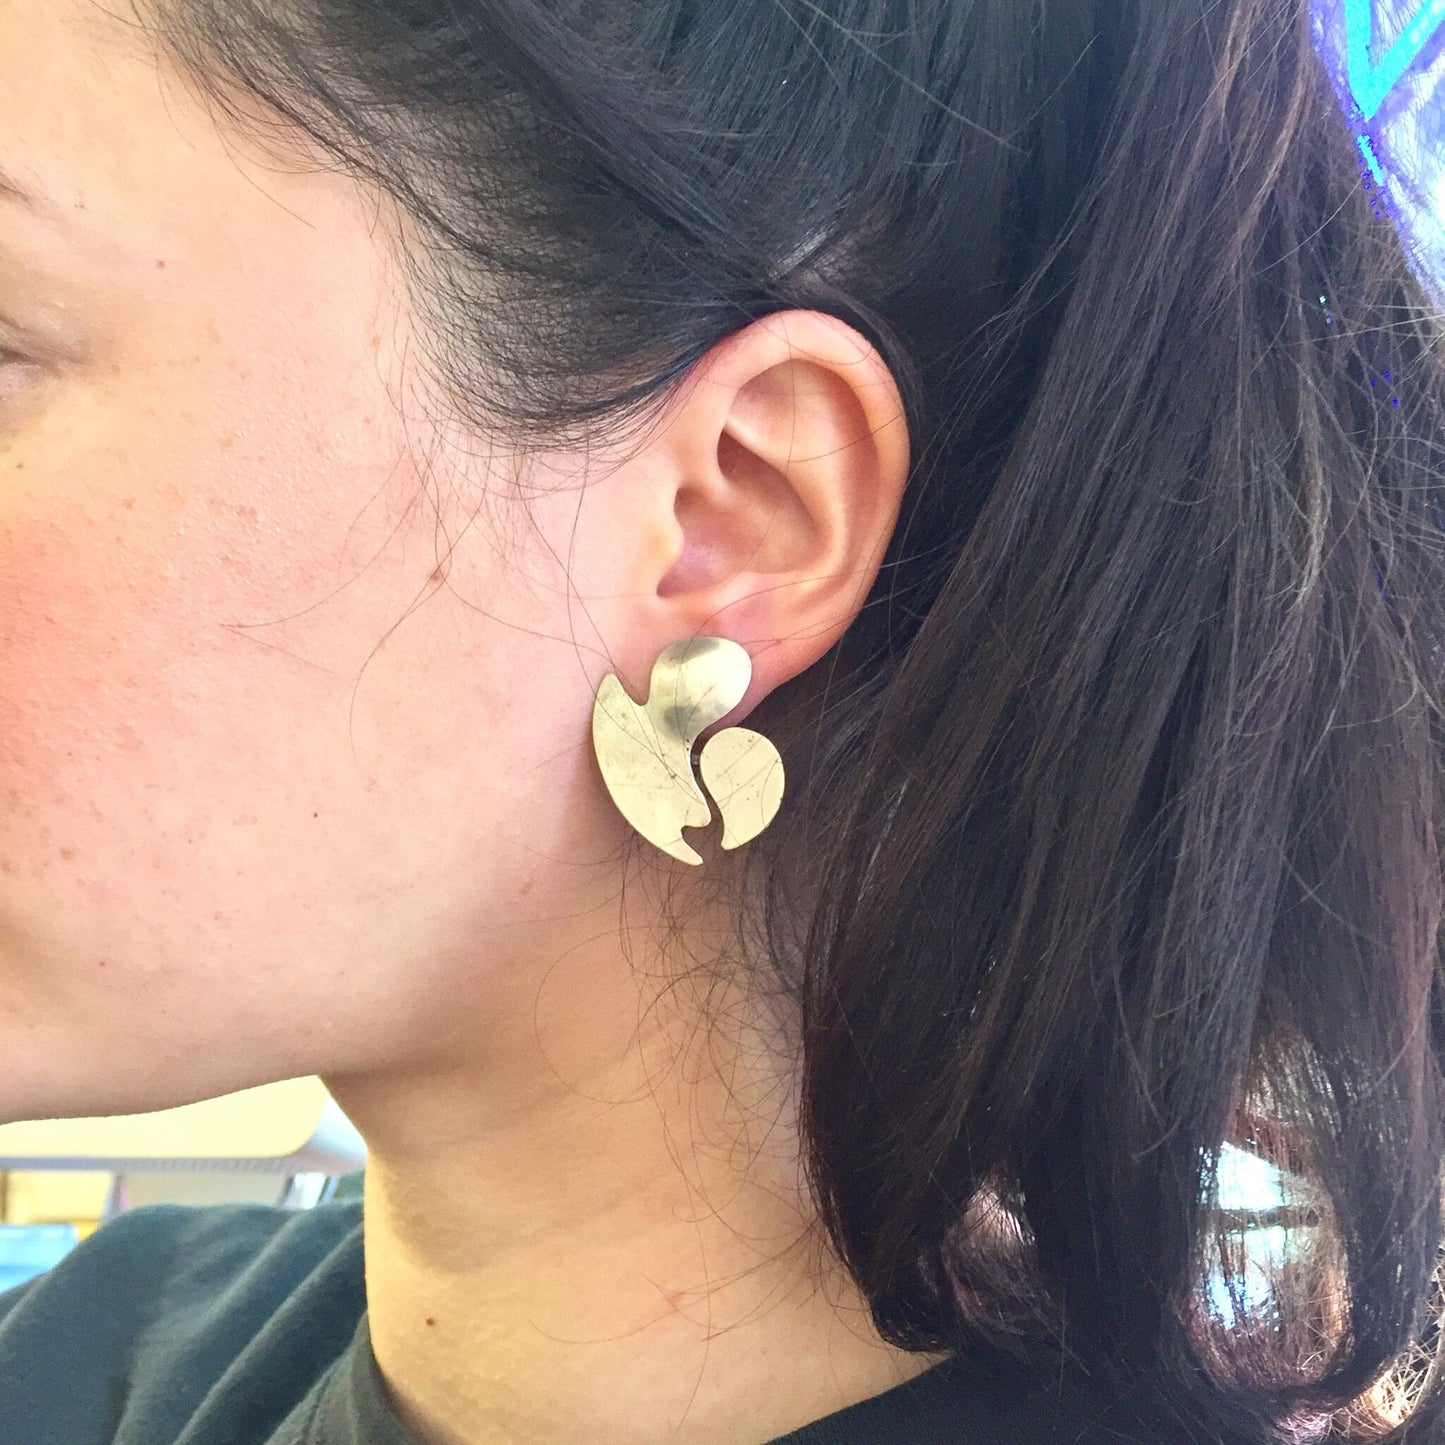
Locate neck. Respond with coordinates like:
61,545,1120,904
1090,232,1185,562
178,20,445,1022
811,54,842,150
328,921,946,1445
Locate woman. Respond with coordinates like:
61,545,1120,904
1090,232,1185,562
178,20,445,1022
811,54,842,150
0,0,1442,1439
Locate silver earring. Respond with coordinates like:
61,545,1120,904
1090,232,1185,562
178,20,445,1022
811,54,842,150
591,637,785,866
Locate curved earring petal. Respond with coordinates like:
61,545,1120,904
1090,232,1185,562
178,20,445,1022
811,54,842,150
650,637,752,740
697,727,785,851
592,673,710,865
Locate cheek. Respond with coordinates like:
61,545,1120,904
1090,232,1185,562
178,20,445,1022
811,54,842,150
0,375,388,876
0,366,607,1121
0,371,441,1111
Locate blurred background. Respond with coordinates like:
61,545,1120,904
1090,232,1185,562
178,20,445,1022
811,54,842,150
1315,0,1445,298
0,1079,366,1289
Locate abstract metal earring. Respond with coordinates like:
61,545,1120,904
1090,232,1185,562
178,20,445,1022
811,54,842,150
591,636,785,866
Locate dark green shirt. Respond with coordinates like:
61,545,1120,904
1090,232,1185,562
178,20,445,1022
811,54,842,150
0,1201,1147,1442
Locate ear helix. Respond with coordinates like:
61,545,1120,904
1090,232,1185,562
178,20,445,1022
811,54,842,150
591,637,785,866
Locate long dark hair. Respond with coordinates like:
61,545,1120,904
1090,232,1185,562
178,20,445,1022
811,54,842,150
136,0,1445,1437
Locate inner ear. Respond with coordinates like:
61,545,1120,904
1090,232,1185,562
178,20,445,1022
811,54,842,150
656,423,813,600
716,429,785,506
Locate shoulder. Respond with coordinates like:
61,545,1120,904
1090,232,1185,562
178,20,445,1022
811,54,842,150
782,1347,1167,1445
0,1197,362,1328
0,1200,365,1445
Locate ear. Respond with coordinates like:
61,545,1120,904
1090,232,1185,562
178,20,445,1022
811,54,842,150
591,310,909,722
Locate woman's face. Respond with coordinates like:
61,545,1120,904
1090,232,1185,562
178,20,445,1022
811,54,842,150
0,0,647,1122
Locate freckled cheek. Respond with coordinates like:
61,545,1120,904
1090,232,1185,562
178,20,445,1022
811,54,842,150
0,533,216,860
0,465,331,868
0,326,540,904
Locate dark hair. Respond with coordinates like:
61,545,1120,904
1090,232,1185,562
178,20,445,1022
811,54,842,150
135,0,1445,1438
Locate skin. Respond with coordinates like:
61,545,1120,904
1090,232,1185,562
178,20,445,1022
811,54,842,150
0,1,944,1440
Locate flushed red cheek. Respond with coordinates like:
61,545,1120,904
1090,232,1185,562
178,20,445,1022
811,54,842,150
0,502,247,861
